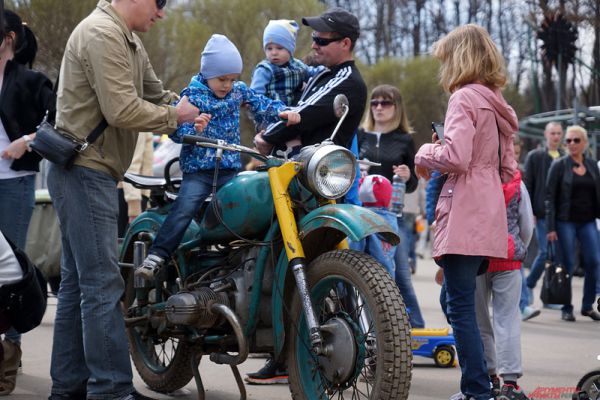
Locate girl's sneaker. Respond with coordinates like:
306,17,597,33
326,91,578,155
498,384,529,400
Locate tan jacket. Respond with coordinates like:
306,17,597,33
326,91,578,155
56,0,178,180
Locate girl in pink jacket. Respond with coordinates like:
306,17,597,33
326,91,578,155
415,24,518,400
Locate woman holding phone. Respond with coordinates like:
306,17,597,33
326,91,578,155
357,84,425,329
414,25,517,400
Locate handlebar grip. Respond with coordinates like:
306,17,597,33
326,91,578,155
182,135,220,145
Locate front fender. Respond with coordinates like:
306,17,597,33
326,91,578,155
271,204,399,358
299,204,399,258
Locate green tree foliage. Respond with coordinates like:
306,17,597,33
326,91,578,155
6,0,97,79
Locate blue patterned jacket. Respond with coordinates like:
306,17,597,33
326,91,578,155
170,74,286,173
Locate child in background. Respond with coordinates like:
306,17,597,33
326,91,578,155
251,19,323,157
351,174,399,278
138,34,300,279
474,169,534,400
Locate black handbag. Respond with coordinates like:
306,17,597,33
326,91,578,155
540,242,572,305
0,237,47,334
30,114,107,169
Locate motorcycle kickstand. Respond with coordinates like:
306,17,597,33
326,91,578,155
190,353,247,400
191,353,206,400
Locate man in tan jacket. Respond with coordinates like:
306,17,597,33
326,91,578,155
46,1,204,399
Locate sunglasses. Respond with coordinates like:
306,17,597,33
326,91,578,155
311,34,344,47
565,138,581,144
156,0,167,9
370,100,394,108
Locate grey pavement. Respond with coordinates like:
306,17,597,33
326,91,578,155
11,255,600,399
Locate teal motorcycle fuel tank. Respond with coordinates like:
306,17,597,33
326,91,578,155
197,171,275,243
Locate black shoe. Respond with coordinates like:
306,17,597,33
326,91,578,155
124,391,159,400
561,311,576,322
573,266,585,277
245,358,288,385
582,310,600,321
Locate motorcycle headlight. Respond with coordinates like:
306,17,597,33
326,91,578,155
300,144,357,199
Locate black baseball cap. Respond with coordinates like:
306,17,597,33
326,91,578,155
302,7,360,41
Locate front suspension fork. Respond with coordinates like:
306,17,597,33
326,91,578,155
290,258,324,354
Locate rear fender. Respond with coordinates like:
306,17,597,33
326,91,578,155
271,204,399,358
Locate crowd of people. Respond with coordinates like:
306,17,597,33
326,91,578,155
0,1,598,400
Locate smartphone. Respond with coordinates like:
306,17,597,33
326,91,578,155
431,122,445,144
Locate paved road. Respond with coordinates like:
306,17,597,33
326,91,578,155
11,256,599,399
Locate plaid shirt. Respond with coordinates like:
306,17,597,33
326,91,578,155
255,58,309,106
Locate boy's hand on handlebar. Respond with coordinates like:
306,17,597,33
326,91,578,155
175,96,200,125
254,132,273,155
194,113,212,133
279,110,301,126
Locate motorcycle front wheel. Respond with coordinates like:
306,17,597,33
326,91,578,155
287,250,412,400
122,258,197,393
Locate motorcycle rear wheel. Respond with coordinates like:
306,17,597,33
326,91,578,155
122,261,197,393
287,250,412,400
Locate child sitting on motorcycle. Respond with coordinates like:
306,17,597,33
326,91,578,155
137,34,300,280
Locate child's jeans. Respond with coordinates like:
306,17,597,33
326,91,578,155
150,169,237,259
349,208,398,277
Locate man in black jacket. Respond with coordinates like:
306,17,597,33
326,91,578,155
247,7,366,386
523,122,564,300
254,7,367,154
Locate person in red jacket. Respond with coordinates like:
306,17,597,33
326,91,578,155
474,169,534,400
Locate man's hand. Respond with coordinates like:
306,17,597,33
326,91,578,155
393,164,411,181
194,113,211,133
547,231,558,242
254,132,273,155
1,138,29,160
415,165,430,180
175,96,200,125
279,110,301,126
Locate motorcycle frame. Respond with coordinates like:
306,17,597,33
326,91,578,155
119,159,399,358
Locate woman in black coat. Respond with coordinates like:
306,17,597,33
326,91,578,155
0,9,55,394
545,125,600,322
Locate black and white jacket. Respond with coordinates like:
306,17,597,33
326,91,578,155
262,60,367,150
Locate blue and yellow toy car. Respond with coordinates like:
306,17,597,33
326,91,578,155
411,328,457,368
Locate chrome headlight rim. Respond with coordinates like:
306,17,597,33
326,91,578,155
303,144,357,200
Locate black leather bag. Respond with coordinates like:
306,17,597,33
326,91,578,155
31,115,107,169
0,237,47,334
540,242,571,305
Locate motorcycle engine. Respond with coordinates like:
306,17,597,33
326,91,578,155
165,287,230,329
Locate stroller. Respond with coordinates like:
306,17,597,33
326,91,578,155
572,298,600,400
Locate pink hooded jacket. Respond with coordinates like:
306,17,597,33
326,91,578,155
415,83,518,258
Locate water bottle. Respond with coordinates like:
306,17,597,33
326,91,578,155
390,175,406,215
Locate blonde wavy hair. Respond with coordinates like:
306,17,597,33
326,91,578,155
362,85,413,133
432,24,508,93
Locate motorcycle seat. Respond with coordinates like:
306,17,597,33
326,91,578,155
124,172,182,190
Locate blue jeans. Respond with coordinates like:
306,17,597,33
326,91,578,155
394,216,425,328
519,268,529,312
555,220,600,314
440,254,491,400
349,208,398,277
0,175,35,345
47,165,133,399
526,218,548,289
150,170,237,259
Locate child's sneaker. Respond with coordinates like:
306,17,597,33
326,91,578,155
135,254,165,281
491,375,502,397
498,384,529,400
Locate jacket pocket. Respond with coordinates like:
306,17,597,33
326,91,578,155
435,178,455,226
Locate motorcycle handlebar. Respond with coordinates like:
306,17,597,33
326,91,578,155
182,135,220,146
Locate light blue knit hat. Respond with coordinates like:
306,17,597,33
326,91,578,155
200,34,243,80
263,20,299,55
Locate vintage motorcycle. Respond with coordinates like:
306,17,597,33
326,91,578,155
119,96,412,399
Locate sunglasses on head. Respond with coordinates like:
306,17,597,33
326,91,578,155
565,138,581,144
370,100,394,108
156,0,167,9
311,34,344,47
